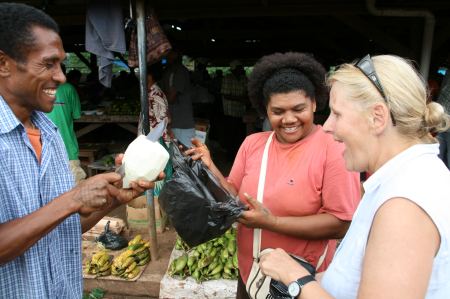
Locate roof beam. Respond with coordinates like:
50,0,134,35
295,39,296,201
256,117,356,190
334,14,411,55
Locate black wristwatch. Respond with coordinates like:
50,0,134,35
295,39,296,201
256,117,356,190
287,275,316,298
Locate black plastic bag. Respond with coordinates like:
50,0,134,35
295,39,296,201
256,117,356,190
159,141,245,247
95,221,128,250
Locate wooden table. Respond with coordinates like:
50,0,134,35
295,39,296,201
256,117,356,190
75,115,139,138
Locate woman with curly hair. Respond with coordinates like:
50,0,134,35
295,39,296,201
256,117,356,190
186,52,360,298
259,55,450,298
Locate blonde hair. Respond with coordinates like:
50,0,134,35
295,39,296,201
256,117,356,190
327,55,450,142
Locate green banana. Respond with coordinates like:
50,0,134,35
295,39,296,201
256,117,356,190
209,264,223,276
134,249,150,261
232,252,238,269
137,255,150,266
174,254,188,273
128,243,144,251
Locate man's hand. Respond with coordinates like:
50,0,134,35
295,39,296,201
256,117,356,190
70,172,122,216
110,153,165,204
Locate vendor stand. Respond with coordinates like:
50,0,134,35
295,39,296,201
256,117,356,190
82,227,177,298
159,229,238,299
159,247,237,299
75,114,139,138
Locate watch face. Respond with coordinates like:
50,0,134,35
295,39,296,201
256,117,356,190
288,282,300,297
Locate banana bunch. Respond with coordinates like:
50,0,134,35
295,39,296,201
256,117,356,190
175,237,190,251
111,235,151,280
127,234,151,266
169,227,239,282
85,250,112,277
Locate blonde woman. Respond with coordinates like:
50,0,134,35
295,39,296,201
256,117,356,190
259,55,450,298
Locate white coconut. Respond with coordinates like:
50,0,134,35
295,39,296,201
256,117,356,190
122,135,169,188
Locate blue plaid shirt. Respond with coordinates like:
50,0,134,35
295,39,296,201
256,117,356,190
0,96,82,298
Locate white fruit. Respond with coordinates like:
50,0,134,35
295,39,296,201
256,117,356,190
122,135,169,188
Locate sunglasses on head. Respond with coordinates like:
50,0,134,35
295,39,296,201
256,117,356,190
355,54,396,126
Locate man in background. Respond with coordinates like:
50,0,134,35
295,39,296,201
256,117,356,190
47,68,86,183
221,60,249,159
161,49,195,147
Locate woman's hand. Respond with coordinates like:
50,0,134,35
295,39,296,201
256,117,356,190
238,193,277,229
184,138,213,168
259,248,311,285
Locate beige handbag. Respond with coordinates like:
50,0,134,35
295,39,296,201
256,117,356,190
245,132,328,299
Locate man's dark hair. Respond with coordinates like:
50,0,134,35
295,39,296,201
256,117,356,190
248,52,329,114
147,63,163,81
0,2,59,63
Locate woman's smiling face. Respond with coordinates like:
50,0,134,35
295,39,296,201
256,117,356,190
267,90,316,144
324,82,372,172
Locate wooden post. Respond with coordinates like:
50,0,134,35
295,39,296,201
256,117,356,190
136,0,159,260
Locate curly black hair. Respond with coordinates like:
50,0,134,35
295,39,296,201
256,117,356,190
248,52,328,114
0,3,59,63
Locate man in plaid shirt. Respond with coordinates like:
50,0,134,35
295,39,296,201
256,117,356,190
221,60,249,159
0,3,158,298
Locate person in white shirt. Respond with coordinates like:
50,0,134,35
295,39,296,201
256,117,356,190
259,54,450,299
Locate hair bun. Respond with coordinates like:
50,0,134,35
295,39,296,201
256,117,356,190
423,102,450,135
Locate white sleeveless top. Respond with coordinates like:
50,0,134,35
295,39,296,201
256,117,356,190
321,143,450,299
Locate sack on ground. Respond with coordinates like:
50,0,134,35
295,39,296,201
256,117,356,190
246,248,316,299
159,141,245,247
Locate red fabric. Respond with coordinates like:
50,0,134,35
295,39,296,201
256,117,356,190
128,9,172,67
228,126,361,283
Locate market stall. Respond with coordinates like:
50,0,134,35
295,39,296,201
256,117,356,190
159,230,238,299
75,114,139,138
82,225,177,298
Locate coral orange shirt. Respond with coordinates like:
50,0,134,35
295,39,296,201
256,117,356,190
228,126,361,283
26,128,42,163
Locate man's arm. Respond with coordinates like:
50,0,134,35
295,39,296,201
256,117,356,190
0,188,89,264
0,173,120,265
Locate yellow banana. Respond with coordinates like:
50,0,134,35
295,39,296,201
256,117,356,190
127,267,140,279
97,254,110,267
128,235,142,246
125,261,138,274
121,256,135,269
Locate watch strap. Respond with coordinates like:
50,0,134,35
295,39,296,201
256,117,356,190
297,274,316,288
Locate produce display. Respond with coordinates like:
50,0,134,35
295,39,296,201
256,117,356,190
168,228,238,282
107,100,140,115
111,235,151,279
99,155,115,168
84,235,151,280
85,250,113,277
